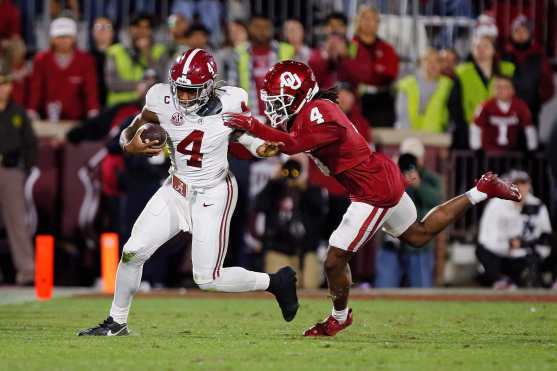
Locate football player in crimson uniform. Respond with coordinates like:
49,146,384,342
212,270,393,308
78,49,299,337
224,60,522,337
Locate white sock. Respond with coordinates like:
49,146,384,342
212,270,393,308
332,307,349,324
109,261,143,324
465,186,488,205
198,267,270,292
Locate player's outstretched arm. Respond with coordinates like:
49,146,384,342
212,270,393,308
232,131,283,158
119,109,162,156
224,112,340,155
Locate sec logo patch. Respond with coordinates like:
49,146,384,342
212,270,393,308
171,112,185,126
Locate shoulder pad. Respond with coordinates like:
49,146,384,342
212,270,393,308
145,83,171,113
218,86,248,113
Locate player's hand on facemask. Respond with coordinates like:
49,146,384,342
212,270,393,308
256,141,284,157
124,127,162,157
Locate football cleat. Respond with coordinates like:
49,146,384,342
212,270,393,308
476,171,522,202
303,309,353,337
269,267,300,322
77,316,129,336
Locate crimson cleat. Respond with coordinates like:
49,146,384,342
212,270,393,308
476,171,522,202
303,309,353,337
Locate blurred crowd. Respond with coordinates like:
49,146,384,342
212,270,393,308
0,0,556,290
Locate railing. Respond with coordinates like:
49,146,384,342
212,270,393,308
369,129,553,243
29,123,555,246
13,0,556,64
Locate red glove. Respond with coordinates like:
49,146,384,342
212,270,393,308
223,101,262,132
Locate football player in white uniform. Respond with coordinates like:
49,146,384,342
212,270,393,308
78,49,299,336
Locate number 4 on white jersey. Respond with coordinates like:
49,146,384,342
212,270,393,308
310,107,324,124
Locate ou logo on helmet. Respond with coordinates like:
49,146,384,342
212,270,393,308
280,72,302,89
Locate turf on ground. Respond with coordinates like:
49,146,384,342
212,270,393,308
1,295,556,371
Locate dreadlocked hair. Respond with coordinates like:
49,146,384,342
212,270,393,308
213,78,226,95
314,86,339,103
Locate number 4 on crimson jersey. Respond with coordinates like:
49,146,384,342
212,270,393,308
289,98,407,208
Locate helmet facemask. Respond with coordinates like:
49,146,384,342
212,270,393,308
170,78,214,114
261,82,319,130
261,90,294,130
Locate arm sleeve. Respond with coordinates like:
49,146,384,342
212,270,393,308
236,132,265,157
248,120,343,155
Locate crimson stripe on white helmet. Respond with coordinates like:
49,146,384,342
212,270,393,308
169,49,217,113
182,48,202,79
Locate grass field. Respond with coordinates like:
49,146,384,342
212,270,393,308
1,294,556,371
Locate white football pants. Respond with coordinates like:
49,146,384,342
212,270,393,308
109,173,269,324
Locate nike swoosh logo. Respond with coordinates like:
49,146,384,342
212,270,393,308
203,203,214,207
106,327,126,336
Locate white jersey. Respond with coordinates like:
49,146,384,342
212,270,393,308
145,84,263,188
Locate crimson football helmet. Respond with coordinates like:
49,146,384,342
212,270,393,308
260,60,319,129
169,48,217,113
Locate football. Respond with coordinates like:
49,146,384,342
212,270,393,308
139,123,167,148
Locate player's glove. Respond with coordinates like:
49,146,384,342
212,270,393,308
223,102,262,133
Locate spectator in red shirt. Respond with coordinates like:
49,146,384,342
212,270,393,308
28,17,99,122
470,75,537,153
308,12,348,90
338,5,400,127
0,0,21,42
502,15,555,128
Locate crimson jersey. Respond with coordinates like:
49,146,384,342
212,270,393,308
473,97,532,152
249,99,406,207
